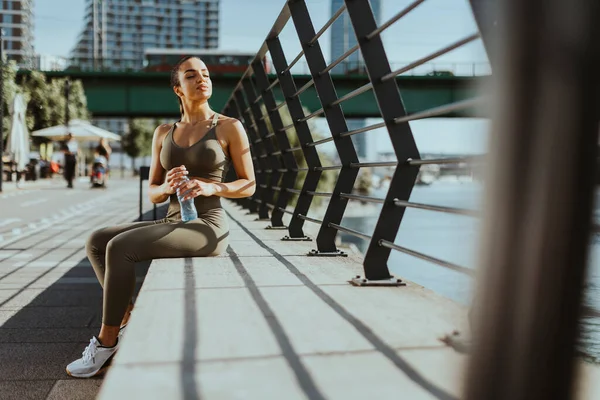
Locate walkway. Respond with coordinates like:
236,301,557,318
99,200,471,399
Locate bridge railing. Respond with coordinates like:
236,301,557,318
221,0,485,285
220,0,600,398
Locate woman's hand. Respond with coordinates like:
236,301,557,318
161,165,188,196
178,178,218,200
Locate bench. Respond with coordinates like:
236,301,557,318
98,199,472,399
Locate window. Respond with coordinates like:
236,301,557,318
2,14,13,23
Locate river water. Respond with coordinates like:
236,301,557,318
339,180,600,362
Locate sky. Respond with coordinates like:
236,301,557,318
33,0,490,156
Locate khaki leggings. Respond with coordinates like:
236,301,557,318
86,208,229,326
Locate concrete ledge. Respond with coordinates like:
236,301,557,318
97,200,600,399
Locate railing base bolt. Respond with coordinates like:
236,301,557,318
266,225,288,230
307,249,347,257
281,235,312,242
349,275,407,287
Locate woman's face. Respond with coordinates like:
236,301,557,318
175,57,212,102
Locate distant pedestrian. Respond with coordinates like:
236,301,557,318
61,133,78,188
95,138,112,169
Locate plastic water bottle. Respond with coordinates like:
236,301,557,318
177,176,198,222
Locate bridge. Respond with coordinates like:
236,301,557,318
16,70,486,119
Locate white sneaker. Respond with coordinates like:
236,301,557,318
66,336,119,378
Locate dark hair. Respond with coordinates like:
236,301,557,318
170,55,200,118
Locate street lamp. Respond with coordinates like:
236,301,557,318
64,79,74,178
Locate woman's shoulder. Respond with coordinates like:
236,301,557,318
216,115,244,133
154,123,173,139
216,114,240,125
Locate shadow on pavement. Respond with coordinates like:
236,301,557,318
0,205,168,400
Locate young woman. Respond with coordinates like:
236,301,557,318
66,56,256,378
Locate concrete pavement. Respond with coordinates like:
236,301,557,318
0,177,166,400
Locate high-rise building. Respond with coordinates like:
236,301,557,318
70,0,220,71
69,0,220,158
0,0,34,68
330,0,382,160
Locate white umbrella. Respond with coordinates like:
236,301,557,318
31,119,121,142
5,94,30,171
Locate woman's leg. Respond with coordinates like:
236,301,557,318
86,220,158,327
86,221,158,288
67,216,228,378
98,218,229,346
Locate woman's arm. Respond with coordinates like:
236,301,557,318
148,124,183,204
212,119,256,198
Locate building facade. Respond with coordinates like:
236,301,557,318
70,0,220,71
330,0,381,159
330,0,381,75
0,0,34,68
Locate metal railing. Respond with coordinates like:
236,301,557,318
221,0,485,282
220,1,600,398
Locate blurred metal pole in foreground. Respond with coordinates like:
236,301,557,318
464,0,600,399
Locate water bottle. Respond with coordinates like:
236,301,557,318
177,176,198,221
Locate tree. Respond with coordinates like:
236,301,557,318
2,67,90,143
21,74,90,133
122,118,156,171
21,71,53,133
1,61,19,143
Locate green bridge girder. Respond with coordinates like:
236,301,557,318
17,70,487,119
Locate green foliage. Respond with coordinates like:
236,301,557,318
260,104,338,208
122,118,156,161
355,168,373,195
21,74,90,132
1,64,89,143
1,61,19,140
21,71,53,132
66,80,90,121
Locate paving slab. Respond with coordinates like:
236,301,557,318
0,380,56,400
45,379,103,400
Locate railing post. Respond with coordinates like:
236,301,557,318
343,0,421,280
242,77,279,221
289,0,360,256
266,35,322,241
251,58,299,229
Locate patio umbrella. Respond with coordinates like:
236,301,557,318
31,119,121,142
5,94,30,171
